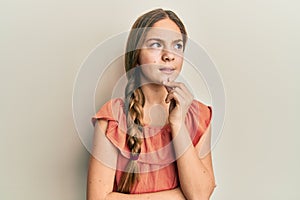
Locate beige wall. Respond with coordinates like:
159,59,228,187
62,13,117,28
1,0,299,199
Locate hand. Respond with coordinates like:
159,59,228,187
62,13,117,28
163,79,194,131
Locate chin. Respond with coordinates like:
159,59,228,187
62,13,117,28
161,73,179,82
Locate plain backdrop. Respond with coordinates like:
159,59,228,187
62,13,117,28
1,0,299,199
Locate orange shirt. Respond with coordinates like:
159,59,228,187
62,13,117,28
91,98,212,194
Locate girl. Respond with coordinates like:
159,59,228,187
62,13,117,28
87,8,216,200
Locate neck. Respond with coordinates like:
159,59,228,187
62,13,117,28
140,83,168,106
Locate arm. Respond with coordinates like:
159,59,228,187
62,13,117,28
164,81,216,200
87,119,187,200
172,124,216,200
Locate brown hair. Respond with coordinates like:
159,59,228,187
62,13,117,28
118,8,187,193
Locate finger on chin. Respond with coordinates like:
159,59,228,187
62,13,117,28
165,92,174,103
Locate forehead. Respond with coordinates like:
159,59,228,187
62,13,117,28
145,18,183,40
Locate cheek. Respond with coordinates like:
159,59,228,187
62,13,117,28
175,56,184,68
139,50,161,65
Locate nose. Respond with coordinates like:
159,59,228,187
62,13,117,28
162,50,175,62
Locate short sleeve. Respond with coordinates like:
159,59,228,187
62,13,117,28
185,100,212,146
91,98,124,127
91,98,130,154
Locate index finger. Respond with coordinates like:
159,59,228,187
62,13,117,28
163,80,184,89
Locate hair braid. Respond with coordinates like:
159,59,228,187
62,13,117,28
119,8,187,193
117,74,145,193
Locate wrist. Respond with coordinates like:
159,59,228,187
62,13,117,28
170,124,193,158
169,114,186,130
170,122,186,136
170,123,182,131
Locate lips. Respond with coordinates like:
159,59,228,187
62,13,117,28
159,66,175,74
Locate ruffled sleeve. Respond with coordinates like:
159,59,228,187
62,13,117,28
185,100,212,146
91,98,130,154
90,98,212,163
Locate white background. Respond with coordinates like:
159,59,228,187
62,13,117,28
1,0,299,199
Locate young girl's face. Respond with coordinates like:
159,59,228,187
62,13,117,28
138,18,184,84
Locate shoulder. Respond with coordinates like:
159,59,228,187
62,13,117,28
102,97,125,109
91,98,125,127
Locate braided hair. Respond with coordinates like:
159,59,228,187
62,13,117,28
117,8,187,193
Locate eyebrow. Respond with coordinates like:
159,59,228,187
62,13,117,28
145,38,183,43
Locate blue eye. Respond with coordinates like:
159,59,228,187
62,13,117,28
150,42,162,48
175,43,183,50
